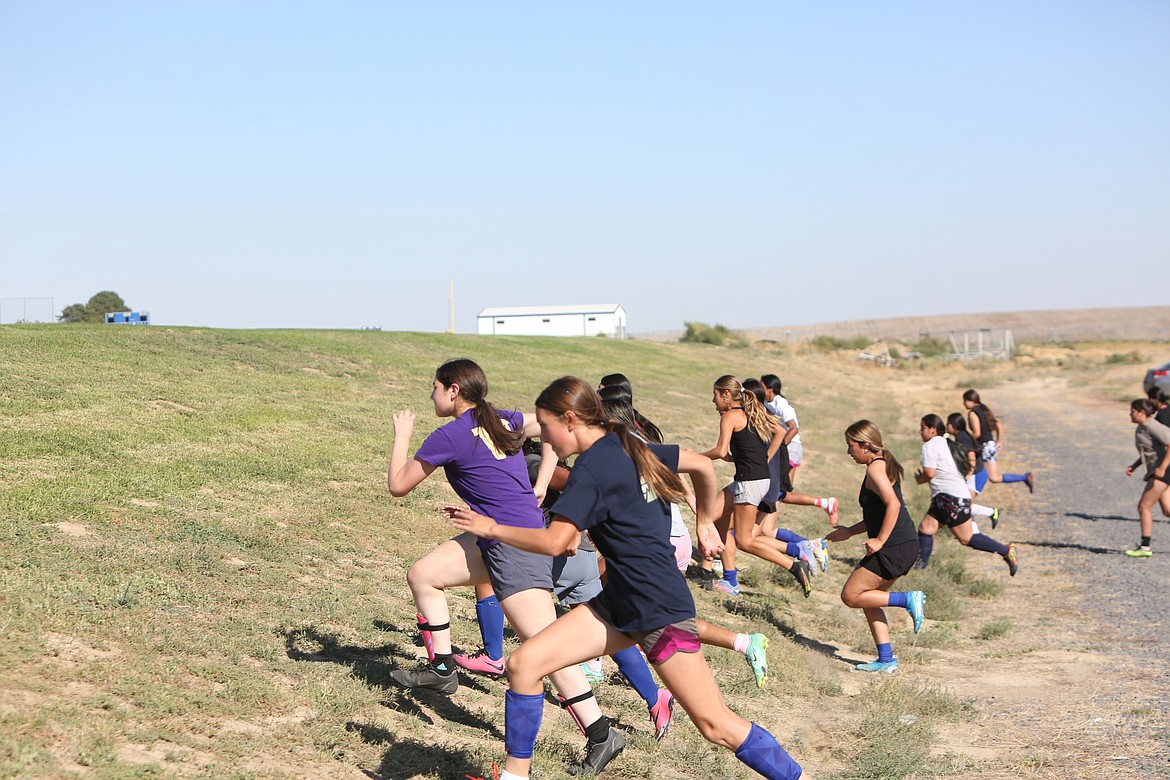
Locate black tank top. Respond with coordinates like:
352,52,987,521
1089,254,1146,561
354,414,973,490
970,407,993,445
858,460,917,544
729,415,770,482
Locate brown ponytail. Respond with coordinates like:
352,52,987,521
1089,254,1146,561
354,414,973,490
435,358,523,456
537,376,685,504
845,419,905,484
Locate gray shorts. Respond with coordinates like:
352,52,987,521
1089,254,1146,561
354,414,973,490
552,549,603,606
727,478,770,507
481,541,553,601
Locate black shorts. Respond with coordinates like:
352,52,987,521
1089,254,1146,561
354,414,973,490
928,493,972,528
859,538,920,581
1151,471,1170,486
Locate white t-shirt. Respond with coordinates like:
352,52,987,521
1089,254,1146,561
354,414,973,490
767,396,801,446
920,435,969,499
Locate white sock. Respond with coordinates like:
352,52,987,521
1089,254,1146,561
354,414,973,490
814,497,829,509
500,771,528,780
972,504,994,517
733,633,750,654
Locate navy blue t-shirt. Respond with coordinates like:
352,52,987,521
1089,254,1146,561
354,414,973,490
549,433,694,633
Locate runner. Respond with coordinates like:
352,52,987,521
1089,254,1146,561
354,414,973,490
826,420,925,673
447,376,803,779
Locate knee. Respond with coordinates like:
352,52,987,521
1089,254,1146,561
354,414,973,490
840,590,859,608
691,712,743,750
406,560,438,592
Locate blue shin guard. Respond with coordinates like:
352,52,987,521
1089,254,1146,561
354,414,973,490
612,645,658,708
476,595,505,660
504,690,545,760
735,722,802,780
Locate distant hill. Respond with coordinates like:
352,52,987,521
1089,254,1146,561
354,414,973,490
635,305,1170,344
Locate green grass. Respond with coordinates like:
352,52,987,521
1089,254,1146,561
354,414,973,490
3,324,1159,779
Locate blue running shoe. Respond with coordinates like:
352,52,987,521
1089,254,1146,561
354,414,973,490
712,578,740,596
906,590,925,634
745,633,769,688
855,659,898,674
796,540,817,577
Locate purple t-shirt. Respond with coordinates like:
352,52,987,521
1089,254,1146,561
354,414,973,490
415,408,544,548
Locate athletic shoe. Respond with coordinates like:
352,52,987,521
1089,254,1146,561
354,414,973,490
568,727,626,776
745,633,769,688
695,567,715,590
580,661,605,684
825,496,839,526
855,659,898,674
389,664,459,694
1024,473,1035,493
453,648,506,678
791,559,813,598
814,537,830,573
1003,543,1019,577
712,578,740,596
991,507,1002,529
1125,546,1153,558
906,590,926,634
796,540,817,576
648,689,674,741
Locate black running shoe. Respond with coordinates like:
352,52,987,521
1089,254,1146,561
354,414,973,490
1024,473,1034,494
568,727,626,775
791,559,813,598
389,664,459,694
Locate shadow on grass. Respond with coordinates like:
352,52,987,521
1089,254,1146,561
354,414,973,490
725,598,841,658
1024,539,1128,555
345,725,487,780
281,624,501,735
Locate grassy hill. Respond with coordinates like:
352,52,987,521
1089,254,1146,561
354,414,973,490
0,325,1160,779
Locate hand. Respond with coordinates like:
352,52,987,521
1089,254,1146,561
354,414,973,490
392,409,416,437
1126,466,1135,477
696,522,725,560
825,527,850,543
442,505,497,539
1157,467,1167,480
533,485,547,503
863,537,886,556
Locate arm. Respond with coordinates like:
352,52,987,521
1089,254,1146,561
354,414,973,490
994,418,1006,447
967,409,982,441
780,412,798,447
699,412,738,460
915,466,935,485
445,507,582,556
532,441,558,501
387,410,436,497
826,520,865,542
765,417,785,462
677,449,723,559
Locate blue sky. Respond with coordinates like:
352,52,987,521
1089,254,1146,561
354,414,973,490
2,2,1167,332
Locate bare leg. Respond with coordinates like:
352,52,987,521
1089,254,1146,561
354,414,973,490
407,533,486,656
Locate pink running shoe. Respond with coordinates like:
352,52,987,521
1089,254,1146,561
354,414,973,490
648,688,675,741
453,648,506,677
825,497,839,526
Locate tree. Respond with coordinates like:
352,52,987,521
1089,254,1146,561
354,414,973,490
59,291,128,323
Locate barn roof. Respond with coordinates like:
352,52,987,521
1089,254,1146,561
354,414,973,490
477,304,624,317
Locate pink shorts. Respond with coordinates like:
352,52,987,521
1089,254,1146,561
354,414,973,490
670,533,692,574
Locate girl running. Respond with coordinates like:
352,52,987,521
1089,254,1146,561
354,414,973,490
914,414,1019,576
826,420,925,673
702,376,813,598
385,359,611,767
459,438,678,742
946,412,1002,529
761,373,839,525
963,389,1034,492
602,393,772,689
447,376,803,780
1125,398,1170,557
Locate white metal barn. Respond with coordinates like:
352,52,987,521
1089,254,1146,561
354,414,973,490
476,304,627,338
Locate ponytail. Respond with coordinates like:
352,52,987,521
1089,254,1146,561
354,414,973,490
435,358,523,456
538,376,684,503
845,419,905,484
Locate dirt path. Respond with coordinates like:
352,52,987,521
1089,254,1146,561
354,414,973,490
909,377,1169,778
